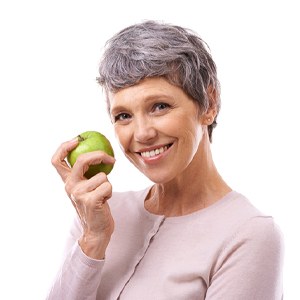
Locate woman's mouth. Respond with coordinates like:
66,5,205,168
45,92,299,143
139,144,172,158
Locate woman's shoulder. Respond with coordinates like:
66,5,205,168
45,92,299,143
196,190,283,245
215,190,271,222
209,192,284,277
235,215,283,246
215,191,284,251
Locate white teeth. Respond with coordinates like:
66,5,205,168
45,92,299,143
141,145,169,158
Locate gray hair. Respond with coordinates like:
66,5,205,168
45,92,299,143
97,20,221,142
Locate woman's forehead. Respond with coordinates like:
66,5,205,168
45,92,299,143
108,78,181,108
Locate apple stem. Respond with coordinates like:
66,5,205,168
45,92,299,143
78,135,85,142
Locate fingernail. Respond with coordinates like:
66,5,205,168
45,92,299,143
109,156,116,163
107,156,116,163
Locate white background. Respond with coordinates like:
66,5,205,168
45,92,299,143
0,0,299,299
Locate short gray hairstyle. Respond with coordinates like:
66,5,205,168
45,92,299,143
97,20,221,142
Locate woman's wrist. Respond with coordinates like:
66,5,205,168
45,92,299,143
79,233,111,260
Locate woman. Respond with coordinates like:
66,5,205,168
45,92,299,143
48,20,283,299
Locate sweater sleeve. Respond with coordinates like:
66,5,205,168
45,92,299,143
46,217,105,300
205,216,284,300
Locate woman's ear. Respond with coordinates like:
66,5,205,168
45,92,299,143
201,85,218,125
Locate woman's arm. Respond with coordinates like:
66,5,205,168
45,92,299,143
206,216,284,300
47,216,106,300
47,138,116,299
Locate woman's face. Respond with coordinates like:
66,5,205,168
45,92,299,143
109,77,205,183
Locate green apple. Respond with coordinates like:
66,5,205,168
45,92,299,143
67,131,114,178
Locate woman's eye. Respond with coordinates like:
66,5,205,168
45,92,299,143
153,102,170,111
114,113,131,122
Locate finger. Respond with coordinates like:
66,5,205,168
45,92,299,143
52,138,79,166
51,138,79,182
67,172,108,198
70,151,115,181
88,171,109,188
70,181,112,214
74,180,112,207
93,181,113,204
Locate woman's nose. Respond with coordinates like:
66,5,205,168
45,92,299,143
133,117,157,143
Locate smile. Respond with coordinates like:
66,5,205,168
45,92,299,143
140,144,172,158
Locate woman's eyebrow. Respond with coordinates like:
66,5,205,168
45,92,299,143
110,105,127,115
110,93,173,114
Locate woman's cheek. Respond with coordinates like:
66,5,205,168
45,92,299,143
114,125,129,152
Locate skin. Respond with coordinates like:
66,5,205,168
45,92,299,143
51,77,231,259
52,142,115,259
110,78,231,216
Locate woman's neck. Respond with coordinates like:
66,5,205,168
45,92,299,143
145,135,231,217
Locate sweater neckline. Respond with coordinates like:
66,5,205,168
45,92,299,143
138,186,240,223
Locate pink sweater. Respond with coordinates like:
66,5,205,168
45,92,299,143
47,188,284,299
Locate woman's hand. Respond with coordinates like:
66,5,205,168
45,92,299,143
51,138,116,259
